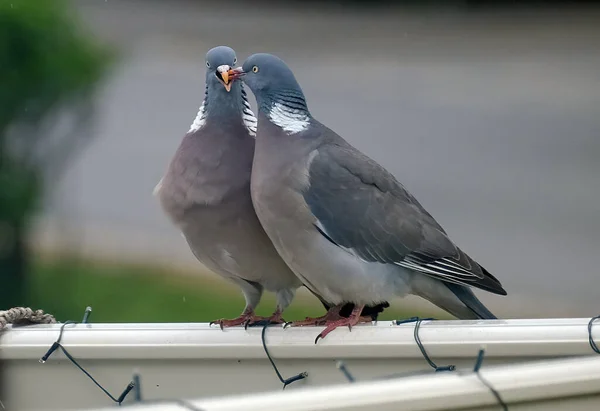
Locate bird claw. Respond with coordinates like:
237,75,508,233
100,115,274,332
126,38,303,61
209,320,225,330
244,312,285,329
313,324,354,344
209,320,225,331
314,315,373,344
313,327,355,344
284,313,342,328
209,313,254,330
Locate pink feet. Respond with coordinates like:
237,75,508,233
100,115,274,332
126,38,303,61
212,304,373,343
209,309,256,330
284,305,344,328
210,308,285,330
245,309,286,328
284,304,373,343
314,304,371,344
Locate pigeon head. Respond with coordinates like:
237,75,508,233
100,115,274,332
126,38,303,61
187,46,257,135
205,46,238,92
234,54,300,93
229,54,311,133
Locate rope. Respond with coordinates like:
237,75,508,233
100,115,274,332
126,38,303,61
0,307,57,330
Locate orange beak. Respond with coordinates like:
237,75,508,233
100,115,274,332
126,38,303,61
216,65,232,92
221,70,230,85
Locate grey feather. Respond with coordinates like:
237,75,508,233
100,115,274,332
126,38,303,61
305,144,505,295
155,47,302,320
240,53,506,320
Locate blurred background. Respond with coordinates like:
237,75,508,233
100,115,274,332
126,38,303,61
1,0,599,324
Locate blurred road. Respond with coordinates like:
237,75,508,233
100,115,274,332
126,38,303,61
36,0,600,318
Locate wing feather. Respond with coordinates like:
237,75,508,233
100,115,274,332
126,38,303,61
303,143,506,295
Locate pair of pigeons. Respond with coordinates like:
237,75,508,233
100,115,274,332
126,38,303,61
155,46,507,341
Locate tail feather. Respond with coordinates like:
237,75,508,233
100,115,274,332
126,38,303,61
444,282,498,319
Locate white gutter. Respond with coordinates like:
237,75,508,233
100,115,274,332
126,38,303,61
73,355,600,411
1,318,599,410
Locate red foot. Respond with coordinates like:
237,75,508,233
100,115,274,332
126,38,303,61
210,308,256,330
284,305,344,328
245,310,286,328
315,304,372,343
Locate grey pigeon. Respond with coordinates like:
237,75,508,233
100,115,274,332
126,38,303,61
154,47,388,327
229,54,507,340
154,46,304,327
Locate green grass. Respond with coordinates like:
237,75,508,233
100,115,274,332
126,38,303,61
26,254,431,323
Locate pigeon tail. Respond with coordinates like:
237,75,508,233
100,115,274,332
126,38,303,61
444,282,498,319
479,265,507,296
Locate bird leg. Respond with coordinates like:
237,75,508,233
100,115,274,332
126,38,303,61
210,307,257,330
245,308,286,328
284,304,345,328
315,304,371,343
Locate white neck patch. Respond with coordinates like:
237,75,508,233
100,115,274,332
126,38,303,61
241,86,257,137
268,102,310,134
188,101,206,133
187,85,257,136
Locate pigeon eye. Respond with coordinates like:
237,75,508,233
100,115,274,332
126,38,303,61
206,61,210,68
252,66,259,73
233,57,237,65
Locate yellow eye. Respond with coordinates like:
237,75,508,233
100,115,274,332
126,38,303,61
252,66,259,73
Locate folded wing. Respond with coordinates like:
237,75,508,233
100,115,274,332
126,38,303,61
303,143,506,296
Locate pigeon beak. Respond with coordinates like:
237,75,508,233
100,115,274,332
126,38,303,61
216,65,232,92
228,67,245,82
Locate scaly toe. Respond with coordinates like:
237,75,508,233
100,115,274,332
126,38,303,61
210,314,254,329
246,314,286,328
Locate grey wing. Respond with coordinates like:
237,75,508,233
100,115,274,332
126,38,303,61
303,144,506,296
